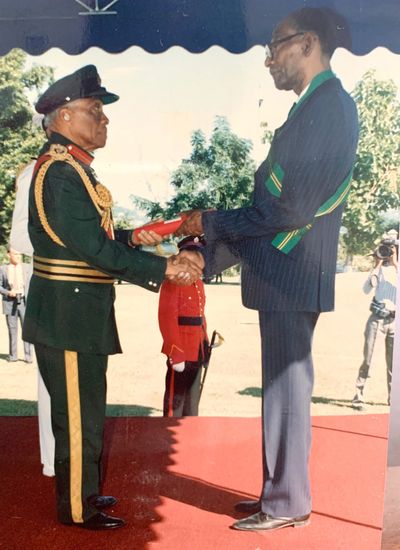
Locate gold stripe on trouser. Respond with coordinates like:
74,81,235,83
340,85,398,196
64,350,84,523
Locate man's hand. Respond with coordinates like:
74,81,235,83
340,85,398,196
374,257,383,269
8,290,17,298
172,361,185,372
178,249,205,271
174,210,204,237
165,251,204,285
132,228,164,247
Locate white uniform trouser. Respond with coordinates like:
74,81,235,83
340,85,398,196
38,366,55,476
10,162,55,476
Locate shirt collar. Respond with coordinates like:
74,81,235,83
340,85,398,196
296,83,310,103
48,133,94,166
288,70,336,119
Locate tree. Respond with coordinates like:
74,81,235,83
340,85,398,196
0,49,53,246
134,116,256,219
260,120,274,146
342,70,400,261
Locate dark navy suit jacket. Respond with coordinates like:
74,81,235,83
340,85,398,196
202,71,359,312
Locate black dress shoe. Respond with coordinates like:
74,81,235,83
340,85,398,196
232,511,310,531
88,495,118,510
234,499,261,514
79,512,125,530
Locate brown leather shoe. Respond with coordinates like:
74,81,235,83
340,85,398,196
234,500,261,514
232,511,310,531
88,495,118,510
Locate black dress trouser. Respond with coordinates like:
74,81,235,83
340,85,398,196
35,343,108,524
163,360,202,417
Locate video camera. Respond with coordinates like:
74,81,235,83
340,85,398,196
374,237,399,260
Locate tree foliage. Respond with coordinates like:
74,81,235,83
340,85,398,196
343,70,400,259
134,71,400,264
134,116,256,219
0,50,53,246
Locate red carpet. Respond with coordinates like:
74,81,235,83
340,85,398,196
0,415,388,550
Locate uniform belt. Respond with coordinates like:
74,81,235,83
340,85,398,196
33,255,115,284
370,298,395,321
178,316,203,326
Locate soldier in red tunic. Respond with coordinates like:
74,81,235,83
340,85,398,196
158,237,209,417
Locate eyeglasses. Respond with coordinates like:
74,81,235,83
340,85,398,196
265,32,305,62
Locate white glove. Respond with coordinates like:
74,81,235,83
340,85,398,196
172,361,185,372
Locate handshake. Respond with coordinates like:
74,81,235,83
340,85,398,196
133,210,205,286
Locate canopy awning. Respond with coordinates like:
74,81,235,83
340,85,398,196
0,0,399,56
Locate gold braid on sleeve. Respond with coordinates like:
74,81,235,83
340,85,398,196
34,144,114,247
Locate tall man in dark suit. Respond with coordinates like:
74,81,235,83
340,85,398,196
176,7,359,531
23,65,202,531
0,248,32,362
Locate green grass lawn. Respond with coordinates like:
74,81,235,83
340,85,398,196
0,399,160,417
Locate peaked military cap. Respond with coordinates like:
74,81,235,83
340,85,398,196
35,64,119,114
178,236,206,250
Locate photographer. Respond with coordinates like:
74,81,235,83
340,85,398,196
352,230,398,410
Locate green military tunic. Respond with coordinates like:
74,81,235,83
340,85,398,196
23,132,167,524
24,133,166,353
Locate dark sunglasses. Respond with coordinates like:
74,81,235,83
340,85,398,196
265,32,305,62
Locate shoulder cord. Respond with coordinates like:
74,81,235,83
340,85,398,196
34,144,113,247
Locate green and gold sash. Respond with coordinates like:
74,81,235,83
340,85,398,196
264,70,352,254
266,165,353,254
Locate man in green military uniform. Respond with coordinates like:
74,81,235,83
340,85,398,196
23,65,202,530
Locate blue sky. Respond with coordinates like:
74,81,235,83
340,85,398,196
26,46,400,211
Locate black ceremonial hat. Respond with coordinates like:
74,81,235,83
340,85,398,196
178,236,206,250
35,64,119,115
